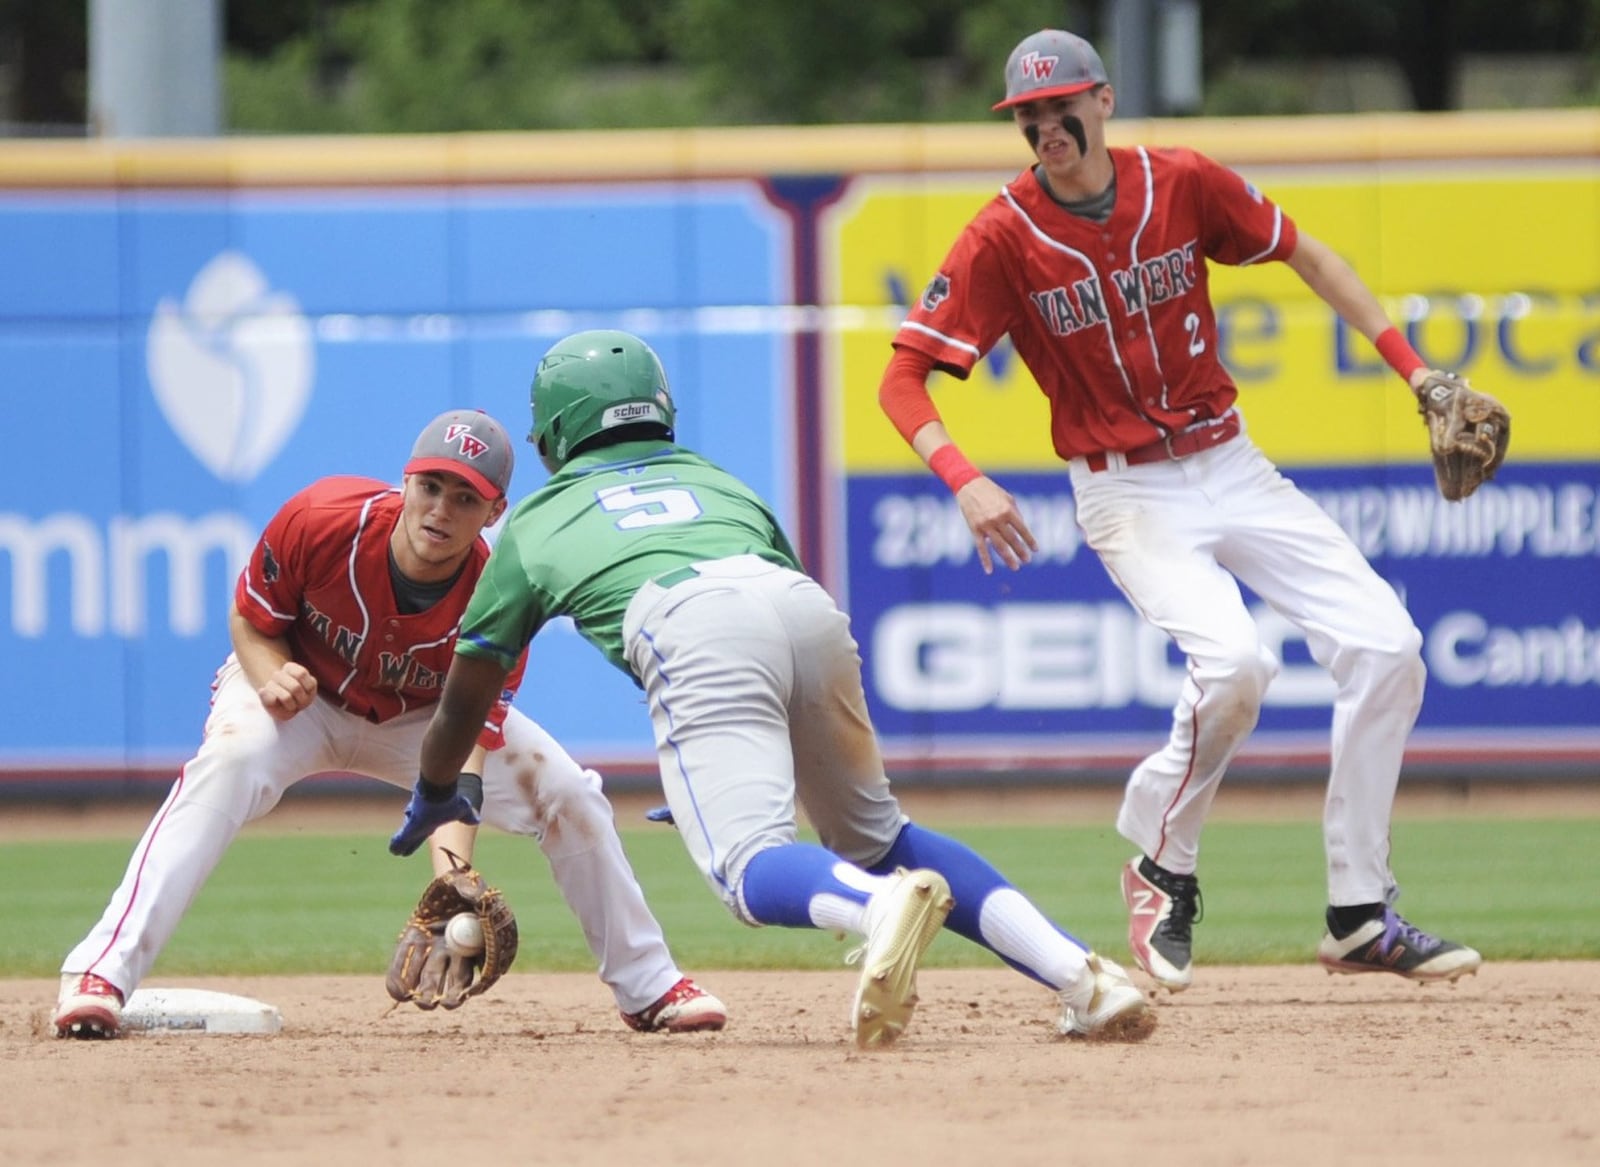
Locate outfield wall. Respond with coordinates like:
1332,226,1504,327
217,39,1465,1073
1,111,1596,792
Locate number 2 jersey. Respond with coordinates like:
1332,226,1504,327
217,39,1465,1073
456,440,801,681
232,475,523,743
894,145,1299,459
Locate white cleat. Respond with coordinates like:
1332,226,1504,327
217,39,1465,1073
1316,908,1482,984
53,973,125,1040
1059,952,1157,1042
621,976,728,1033
850,868,955,1049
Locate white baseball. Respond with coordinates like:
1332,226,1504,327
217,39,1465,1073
445,912,485,957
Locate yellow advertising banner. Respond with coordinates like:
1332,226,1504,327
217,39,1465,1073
826,164,1600,472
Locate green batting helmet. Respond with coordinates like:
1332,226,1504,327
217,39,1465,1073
529,330,676,468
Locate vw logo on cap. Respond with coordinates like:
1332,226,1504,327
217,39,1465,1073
993,29,1109,111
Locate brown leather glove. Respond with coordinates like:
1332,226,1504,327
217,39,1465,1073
1415,370,1511,501
386,852,518,1010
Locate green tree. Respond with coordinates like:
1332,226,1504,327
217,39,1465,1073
6,0,1595,134
230,0,575,132
1199,0,1599,111
224,0,1075,130
0,0,85,131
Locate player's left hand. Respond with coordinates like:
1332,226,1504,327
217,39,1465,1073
387,852,519,1009
955,476,1038,573
1412,369,1511,502
389,777,481,857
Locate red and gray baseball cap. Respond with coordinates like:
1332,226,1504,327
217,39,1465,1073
404,409,515,500
992,29,1109,111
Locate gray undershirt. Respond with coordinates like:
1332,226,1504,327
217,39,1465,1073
388,547,462,614
1035,164,1117,222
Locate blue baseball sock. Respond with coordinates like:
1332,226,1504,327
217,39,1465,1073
739,842,871,928
868,821,1086,986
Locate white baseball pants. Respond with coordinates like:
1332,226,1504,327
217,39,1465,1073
61,656,685,1012
623,555,907,923
1069,433,1425,906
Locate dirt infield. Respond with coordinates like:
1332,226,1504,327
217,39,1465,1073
10,782,1599,1165
9,963,1597,1167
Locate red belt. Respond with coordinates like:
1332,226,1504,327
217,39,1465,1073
1083,412,1242,473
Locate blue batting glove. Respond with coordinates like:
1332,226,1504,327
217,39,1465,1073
389,776,480,857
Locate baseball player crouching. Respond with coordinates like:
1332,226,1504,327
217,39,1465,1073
54,410,723,1038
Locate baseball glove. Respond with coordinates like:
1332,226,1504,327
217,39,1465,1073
1415,369,1510,502
386,851,518,1010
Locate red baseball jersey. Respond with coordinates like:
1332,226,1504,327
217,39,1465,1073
894,145,1298,459
233,476,524,744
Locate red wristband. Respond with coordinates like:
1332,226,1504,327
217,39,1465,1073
1375,327,1427,383
928,445,982,494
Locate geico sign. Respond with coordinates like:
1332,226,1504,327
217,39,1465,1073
870,602,1338,712
0,512,255,637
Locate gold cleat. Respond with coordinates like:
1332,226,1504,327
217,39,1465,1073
850,868,955,1048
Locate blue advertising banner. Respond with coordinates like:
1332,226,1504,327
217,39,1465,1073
846,464,1600,749
3,117,1598,785
0,183,792,777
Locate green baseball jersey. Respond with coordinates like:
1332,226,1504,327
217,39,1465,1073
457,439,801,679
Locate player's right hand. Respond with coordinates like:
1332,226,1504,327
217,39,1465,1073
257,661,318,721
955,477,1038,574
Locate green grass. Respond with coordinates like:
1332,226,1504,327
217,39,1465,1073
7,817,1597,979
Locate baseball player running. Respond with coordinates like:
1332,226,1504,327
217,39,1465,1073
878,29,1482,994
53,409,724,1038
388,330,1154,1048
